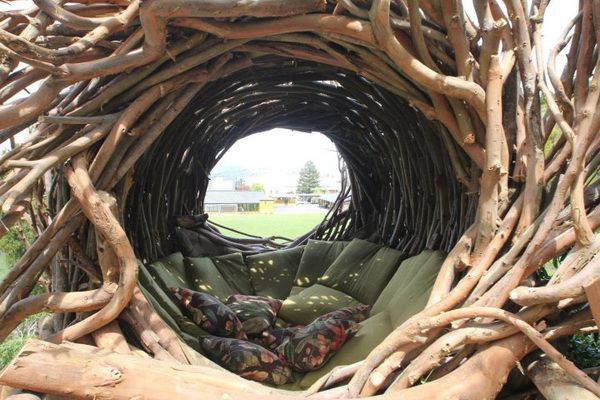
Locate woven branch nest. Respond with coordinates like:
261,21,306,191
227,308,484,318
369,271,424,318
126,58,475,261
0,0,599,399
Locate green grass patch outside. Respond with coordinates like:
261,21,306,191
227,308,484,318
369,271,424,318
569,333,600,369
208,212,326,239
0,336,28,369
0,313,46,369
0,252,9,280
538,254,600,369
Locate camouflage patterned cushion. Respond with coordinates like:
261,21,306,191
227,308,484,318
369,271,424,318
276,318,361,372
254,326,302,351
201,335,293,385
255,305,368,352
313,304,371,324
171,287,246,339
226,294,283,336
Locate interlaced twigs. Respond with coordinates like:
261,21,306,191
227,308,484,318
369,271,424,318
0,0,140,63
370,0,487,122
0,284,114,342
0,118,116,212
385,306,600,397
510,236,600,306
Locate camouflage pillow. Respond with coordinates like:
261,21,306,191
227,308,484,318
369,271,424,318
276,318,361,372
171,287,246,339
313,304,371,324
226,294,283,336
254,326,302,351
201,335,293,385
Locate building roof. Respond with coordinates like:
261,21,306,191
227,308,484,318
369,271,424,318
271,193,297,198
320,193,352,203
204,190,270,205
319,193,340,203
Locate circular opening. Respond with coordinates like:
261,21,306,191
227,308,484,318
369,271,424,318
205,128,343,240
124,58,475,261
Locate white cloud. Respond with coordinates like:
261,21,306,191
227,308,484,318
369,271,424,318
211,128,342,193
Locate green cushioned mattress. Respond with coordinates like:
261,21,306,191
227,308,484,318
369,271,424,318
140,244,446,391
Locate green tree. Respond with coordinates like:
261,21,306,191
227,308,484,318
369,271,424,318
296,161,321,194
250,182,265,192
0,222,34,265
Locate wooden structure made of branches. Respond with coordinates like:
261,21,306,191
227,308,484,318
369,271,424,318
0,0,599,399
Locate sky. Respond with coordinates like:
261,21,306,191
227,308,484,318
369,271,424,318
0,1,581,185
214,129,338,172
209,129,342,194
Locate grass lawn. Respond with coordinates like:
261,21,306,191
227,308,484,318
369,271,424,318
0,253,9,280
0,253,40,370
209,212,326,239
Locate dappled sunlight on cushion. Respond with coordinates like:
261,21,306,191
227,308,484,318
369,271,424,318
184,257,236,301
246,246,305,299
319,239,403,304
294,240,350,287
146,252,188,289
211,253,253,295
279,284,362,325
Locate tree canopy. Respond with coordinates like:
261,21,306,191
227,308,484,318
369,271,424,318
296,161,321,194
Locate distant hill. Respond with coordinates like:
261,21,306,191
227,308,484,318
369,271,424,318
210,165,256,180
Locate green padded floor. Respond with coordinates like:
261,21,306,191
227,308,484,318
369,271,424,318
138,239,446,390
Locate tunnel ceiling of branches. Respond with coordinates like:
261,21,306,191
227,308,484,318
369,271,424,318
127,58,475,261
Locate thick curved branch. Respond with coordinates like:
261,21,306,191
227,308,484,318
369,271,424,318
173,14,376,46
32,0,118,29
0,0,140,63
387,305,552,391
48,156,137,343
0,285,115,342
59,0,325,80
0,119,115,212
0,77,67,130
